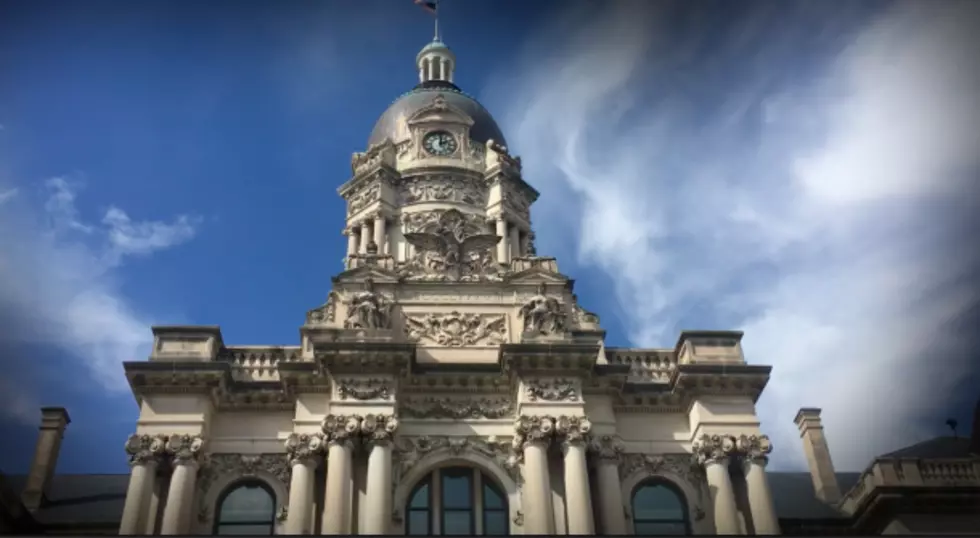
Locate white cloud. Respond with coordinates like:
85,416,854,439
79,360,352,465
487,0,980,471
0,187,17,205
0,178,202,397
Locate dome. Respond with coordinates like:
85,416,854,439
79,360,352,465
367,81,507,148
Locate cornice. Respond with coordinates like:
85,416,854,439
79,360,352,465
499,342,599,376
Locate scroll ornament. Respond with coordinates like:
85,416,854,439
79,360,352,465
360,414,399,445
166,434,205,464
735,434,773,465
124,434,168,466
691,434,736,466
322,414,364,444
284,433,325,465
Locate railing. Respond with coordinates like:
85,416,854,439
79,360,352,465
606,349,677,383
218,347,302,382
838,457,980,515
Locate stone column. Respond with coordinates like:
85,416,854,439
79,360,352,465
359,223,370,255
373,214,386,254
737,435,780,535
509,224,521,260
495,218,509,264
515,416,555,534
346,227,358,258
322,416,358,534
591,436,627,535
119,434,166,535
160,435,204,535
557,417,595,535
427,58,435,82
693,434,741,535
362,415,399,534
284,434,324,535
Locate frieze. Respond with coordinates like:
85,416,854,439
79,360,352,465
398,175,487,206
347,181,380,215
401,209,485,235
524,378,578,402
336,377,392,401
196,453,291,523
399,396,513,419
396,290,510,303
403,311,507,347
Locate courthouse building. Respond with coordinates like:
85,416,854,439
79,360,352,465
4,36,980,536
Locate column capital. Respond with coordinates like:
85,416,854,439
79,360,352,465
322,414,362,446
556,415,592,453
360,414,399,447
165,434,205,467
285,433,325,466
691,434,736,466
736,434,773,467
514,415,555,449
124,433,168,467
589,434,626,463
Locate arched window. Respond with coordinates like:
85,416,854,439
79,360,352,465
406,466,509,536
631,480,690,535
213,480,276,535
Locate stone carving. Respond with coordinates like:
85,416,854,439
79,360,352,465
196,453,291,523
571,294,600,328
691,434,737,466
736,434,773,465
513,415,555,449
359,414,399,445
399,209,502,281
321,414,364,444
525,378,578,402
399,396,513,419
555,415,592,445
343,279,393,330
403,311,507,347
619,452,706,518
306,291,339,325
522,230,537,256
485,139,522,172
166,434,204,465
284,433,324,465
347,181,380,215
399,175,486,206
589,435,626,462
519,284,567,336
500,181,531,221
336,377,391,401
350,141,394,175
124,434,168,466
392,435,519,484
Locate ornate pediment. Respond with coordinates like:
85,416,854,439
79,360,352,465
506,265,570,285
407,95,476,128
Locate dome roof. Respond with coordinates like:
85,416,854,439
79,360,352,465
367,81,507,148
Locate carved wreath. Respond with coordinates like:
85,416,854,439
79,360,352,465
403,311,507,347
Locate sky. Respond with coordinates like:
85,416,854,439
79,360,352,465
0,0,978,477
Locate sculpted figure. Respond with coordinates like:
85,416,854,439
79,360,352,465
344,279,392,330
520,284,567,335
402,209,500,281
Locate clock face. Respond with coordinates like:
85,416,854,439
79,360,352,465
422,131,458,157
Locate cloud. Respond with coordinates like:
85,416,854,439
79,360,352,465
487,0,980,471
0,187,17,205
0,177,202,399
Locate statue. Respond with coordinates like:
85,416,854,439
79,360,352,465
344,279,392,330
401,209,500,281
519,284,567,336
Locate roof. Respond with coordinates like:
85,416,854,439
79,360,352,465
367,82,507,148
880,436,974,459
6,471,860,525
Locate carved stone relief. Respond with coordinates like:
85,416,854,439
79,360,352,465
500,180,531,221
399,396,513,419
124,434,168,466
392,435,520,485
524,378,578,402
398,175,487,206
306,291,339,325
398,209,503,282
347,181,380,215
336,377,392,401
196,453,291,523
403,311,507,347
343,279,393,330
519,284,567,336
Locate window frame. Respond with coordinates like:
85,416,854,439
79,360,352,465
404,466,509,536
212,479,277,536
630,479,692,535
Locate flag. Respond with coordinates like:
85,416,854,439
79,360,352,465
414,0,438,14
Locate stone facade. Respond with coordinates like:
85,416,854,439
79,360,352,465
6,35,979,537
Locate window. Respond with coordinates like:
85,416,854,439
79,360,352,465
631,480,690,535
214,480,276,535
406,466,509,536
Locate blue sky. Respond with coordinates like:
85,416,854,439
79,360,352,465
1,0,978,476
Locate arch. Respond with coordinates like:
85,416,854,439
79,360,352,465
621,468,710,535
629,478,691,535
393,448,520,535
195,468,288,535
213,479,277,535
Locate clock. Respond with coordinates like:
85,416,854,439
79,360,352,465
422,131,458,157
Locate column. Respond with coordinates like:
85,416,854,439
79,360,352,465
119,434,165,535
561,439,595,534
693,435,740,535
160,435,204,535
495,218,509,264
362,416,398,534
509,225,521,259
358,223,370,255
516,417,555,534
426,58,435,81
346,227,358,258
285,434,323,535
373,214,386,254
738,435,780,535
322,416,357,535
593,436,627,535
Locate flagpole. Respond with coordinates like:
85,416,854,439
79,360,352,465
433,0,440,41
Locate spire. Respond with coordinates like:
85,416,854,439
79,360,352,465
414,0,454,84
